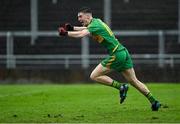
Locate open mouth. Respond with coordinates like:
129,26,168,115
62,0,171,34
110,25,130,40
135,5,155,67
79,21,84,25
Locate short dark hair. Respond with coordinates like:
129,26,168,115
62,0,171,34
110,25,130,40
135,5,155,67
78,7,92,14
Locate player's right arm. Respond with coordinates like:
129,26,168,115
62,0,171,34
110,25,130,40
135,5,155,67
63,23,87,31
58,27,90,38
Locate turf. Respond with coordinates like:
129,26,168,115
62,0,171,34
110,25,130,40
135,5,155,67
0,83,180,123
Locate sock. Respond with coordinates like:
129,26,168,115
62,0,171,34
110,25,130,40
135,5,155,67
146,92,156,104
111,80,121,90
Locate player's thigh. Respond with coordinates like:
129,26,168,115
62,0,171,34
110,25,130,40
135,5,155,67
111,49,133,72
90,63,111,78
121,68,137,83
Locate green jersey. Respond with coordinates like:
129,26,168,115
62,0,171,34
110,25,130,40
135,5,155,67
87,18,125,54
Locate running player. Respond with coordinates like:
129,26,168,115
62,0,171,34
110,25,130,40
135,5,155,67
58,7,161,111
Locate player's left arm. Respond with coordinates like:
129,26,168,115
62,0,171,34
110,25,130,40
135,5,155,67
74,26,87,31
67,29,90,38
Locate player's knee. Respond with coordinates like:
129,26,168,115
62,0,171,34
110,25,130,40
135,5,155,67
90,73,97,81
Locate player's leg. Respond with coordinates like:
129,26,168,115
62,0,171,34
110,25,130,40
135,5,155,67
121,68,150,94
90,63,112,85
90,63,128,104
121,68,161,111
90,63,122,89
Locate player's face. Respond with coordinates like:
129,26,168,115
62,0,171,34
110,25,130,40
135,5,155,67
78,12,90,26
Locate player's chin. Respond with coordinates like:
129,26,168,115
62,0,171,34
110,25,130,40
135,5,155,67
83,23,88,27
80,22,86,26
81,23,85,26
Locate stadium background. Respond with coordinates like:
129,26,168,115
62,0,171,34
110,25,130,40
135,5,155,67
0,0,180,83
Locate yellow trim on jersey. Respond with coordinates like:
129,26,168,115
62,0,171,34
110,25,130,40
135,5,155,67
106,55,116,68
99,20,113,36
112,44,119,53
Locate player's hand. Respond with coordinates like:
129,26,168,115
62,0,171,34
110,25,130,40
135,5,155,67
64,23,74,31
58,27,68,36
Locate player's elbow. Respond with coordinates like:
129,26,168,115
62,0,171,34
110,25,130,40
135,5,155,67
77,34,84,38
78,33,87,38
78,30,89,38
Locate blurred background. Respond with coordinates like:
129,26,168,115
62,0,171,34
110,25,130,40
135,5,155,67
0,0,179,84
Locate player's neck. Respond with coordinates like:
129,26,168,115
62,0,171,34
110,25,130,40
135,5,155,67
87,17,93,25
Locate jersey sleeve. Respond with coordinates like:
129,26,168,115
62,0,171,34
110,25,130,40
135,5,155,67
87,24,99,35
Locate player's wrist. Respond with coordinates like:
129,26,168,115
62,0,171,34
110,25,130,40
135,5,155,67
58,27,68,36
64,23,74,31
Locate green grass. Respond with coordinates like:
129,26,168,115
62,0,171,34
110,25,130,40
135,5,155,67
0,83,180,123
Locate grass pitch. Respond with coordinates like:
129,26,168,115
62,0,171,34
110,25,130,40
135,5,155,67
0,83,180,123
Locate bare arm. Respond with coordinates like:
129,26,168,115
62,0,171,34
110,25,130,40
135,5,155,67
68,29,90,38
74,26,87,31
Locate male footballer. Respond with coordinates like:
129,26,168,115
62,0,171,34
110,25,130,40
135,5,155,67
58,7,161,111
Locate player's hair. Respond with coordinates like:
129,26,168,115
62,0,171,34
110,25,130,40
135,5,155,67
78,7,92,14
